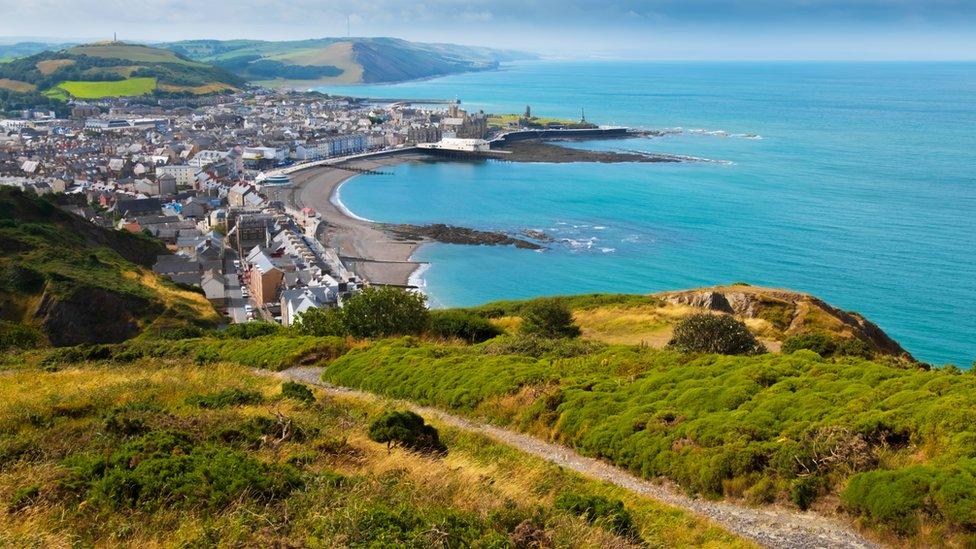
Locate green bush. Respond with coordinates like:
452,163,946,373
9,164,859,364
219,321,282,339
783,332,873,358
427,310,502,343
281,381,315,404
518,299,581,339
842,461,976,535
293,307,346,337
63,430,302,511
782,333,838,356
0,320,43,352
368,410,446,455
342,287,429,339
186,388,263,409
481,334,602,358
790,476,822,510
668,314,765,355
554,492,638,539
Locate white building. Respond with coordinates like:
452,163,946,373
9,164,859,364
156,165,200,188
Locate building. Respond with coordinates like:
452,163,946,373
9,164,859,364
156,165,200,188
246,247,284,305
280,286,338,327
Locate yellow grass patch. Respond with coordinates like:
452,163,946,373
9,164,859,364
35,58,75,75
159,82,238,94
0,78,36,93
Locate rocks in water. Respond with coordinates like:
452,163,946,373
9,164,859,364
495,140,682,164
381,223,544,250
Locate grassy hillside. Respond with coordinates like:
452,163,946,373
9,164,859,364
164,37,536,86
0,188,220,350
316,325,974,546
0,361,747,547
6,285,972,544
0,42,242,111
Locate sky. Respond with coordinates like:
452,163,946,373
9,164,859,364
1,0,974,60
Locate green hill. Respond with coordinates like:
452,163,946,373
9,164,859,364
164,37,536,86
0,41,243,113
0,188,220,350
0,361,746,547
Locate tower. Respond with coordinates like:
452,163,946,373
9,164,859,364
524,105,531,119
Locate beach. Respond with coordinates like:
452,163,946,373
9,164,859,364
285,153,428,286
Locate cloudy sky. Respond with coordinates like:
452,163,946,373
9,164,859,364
1,0,974,59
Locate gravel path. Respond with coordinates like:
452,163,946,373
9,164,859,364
274,366,880,549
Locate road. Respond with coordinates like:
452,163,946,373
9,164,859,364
271,366,881,549
222,252,249,324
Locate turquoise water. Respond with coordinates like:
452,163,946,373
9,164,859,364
321,61,976,366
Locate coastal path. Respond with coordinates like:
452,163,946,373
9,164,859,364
271,366,881,549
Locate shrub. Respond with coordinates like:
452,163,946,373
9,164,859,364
668,314,765,355
0,320,43,352
428,310,502,343
368,410,446,455
519,299,581,339
481,334,602,358
790,476,822,510
293,307,346,337
554,492,638,539
783,332,874,358
64,430,302,511
219,321,282,339
782,333,837,356
342,287,429,339
281,381,315,404
186,388,263,409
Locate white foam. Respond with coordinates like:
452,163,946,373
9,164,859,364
331,179,375,223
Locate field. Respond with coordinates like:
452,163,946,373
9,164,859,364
0,361,747,547
35,59,75,75
0,79,35,93
158,82,239,94
54,77,157,98
66,43,197,65
488,113,586,128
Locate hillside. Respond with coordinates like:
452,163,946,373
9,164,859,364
0,41,242,111
164,37,536,86
478,286,914,359
0,188,220,350
0,361,746,547
2,285,973,546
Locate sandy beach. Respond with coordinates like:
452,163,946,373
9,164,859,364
285,153,428,286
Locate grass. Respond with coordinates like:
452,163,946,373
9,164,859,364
0,361,748,547
0,188,220,347
54,77,157,98
35,59,75,75
487,113,590,128
320,337,976,546
66,43,198,65
0,78,36,93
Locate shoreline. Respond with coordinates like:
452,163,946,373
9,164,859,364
286,153,429,288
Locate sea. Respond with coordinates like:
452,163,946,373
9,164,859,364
318,60,976,367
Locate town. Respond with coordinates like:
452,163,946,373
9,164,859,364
0,88,598,325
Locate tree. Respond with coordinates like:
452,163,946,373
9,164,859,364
519,299,581,339
293,307,346,337
341,287,429,339
367,410,446,455
668,314,766,355
427,310,501,343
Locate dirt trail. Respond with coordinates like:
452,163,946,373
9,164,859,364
274,366,880,549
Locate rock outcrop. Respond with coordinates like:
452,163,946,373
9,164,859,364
657,285,914,361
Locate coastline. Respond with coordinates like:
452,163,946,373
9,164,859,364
286,153,430,287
